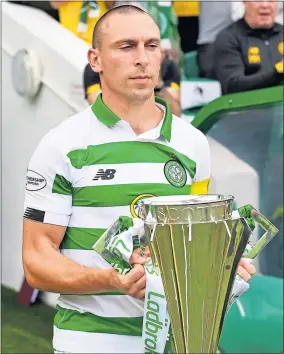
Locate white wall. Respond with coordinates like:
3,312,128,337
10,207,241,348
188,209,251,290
208,137,259,213
2,3,88,302
2,51,76,290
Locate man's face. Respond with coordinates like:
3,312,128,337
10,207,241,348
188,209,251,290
244,1,279,29
91,12,161,102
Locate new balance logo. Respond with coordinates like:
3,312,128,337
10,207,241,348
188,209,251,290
93,169,116,181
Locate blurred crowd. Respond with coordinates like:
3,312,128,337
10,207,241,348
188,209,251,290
12,0,283,115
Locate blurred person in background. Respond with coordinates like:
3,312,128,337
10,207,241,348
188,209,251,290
50,1,114,46
152,1,182,59
11,1,60,21
173,0,199,53
214,0,283,95
197,0,235,79
231,0,283,24
84,1,182,116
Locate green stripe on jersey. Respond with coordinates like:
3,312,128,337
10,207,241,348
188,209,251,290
60,291,125,296
54,305,143,336
67,141,196,178
52,174,72,195
60,227,105,250
72,183,191,207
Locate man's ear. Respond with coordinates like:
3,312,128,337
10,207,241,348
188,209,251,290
88,48,102,73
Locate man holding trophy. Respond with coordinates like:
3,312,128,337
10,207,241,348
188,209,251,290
22,5,273,354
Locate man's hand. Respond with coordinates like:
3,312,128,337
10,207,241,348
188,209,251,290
107,248,147,300
129,247,152,265
129,248,147,266
237,258,256,282
114,264,146,300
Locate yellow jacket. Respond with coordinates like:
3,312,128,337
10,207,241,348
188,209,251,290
58,1,107,46
173,1,199,17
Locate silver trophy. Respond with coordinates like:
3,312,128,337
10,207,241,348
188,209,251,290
137,194,279,353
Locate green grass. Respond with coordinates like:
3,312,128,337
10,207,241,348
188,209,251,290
1,286,56,353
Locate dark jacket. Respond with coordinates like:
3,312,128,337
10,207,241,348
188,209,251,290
214,18,283,94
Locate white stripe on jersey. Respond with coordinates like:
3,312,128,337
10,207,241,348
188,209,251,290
53,327,144,354
61,249,112,269
69,206,131,229
60,250,144,318
72,163,192,187
57,294,144,318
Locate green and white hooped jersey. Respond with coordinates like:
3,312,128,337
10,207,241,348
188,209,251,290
24,95,210,353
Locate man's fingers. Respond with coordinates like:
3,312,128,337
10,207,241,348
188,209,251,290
144,246,151,258
126,264,145,283
127,264,146,299
245,263,256,275
129,248,146,265
237,265,252,282
239,259,256,275
117,264,146,299
134,289,146,300
117,264,144,292
127,273,146,298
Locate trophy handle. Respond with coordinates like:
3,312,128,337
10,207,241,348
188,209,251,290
238,205,279,260
228,209,279,311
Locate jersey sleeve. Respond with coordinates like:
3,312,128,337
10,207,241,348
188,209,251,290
191,133,211,195
83,64,101,99
24,133,72,226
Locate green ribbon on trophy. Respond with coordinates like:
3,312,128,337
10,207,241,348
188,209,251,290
93,197,279,353
143,258,171,353
238,204,256,231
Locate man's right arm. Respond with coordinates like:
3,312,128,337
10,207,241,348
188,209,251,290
23,219,117,294
23,134,145,299
214,30,283,94
23,219,145,297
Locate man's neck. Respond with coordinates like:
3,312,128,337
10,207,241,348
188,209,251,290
101,92,164,135
244,15,274,30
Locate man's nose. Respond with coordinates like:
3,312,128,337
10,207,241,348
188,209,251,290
134,46,150,67
260,1,270,8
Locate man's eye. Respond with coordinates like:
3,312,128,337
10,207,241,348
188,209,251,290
121,46,132,50
148,44,158,49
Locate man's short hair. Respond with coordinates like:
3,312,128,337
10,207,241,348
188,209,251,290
92,4,149,49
